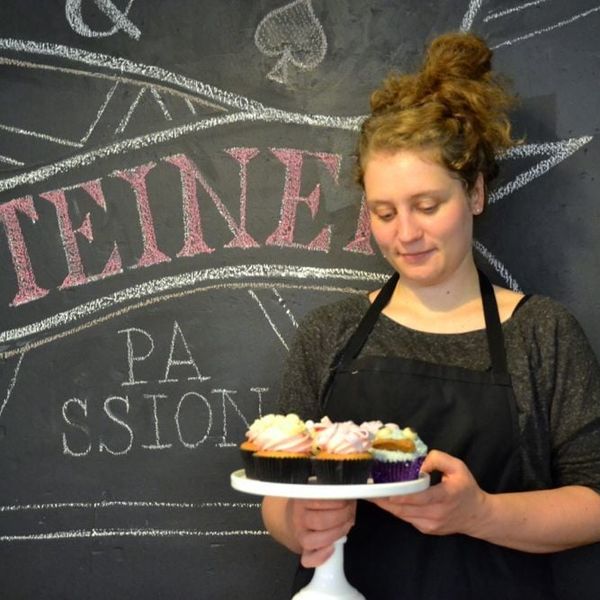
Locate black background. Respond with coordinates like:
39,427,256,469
1,1,599,598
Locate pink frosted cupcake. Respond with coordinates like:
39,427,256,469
311,419,374,484
370,425,427,483
252,414,312,483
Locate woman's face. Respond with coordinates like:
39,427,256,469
363,149,483,288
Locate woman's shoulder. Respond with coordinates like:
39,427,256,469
299,293,370,331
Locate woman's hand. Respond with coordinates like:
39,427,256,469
289,498,357,567
369,450,489,536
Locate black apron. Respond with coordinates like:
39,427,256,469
292,271,555,599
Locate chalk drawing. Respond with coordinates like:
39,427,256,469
65,0,141,41
255,0,327,84
484,0,551,22
0,528,268,542
160,321,211,383
461,0,484,31
0,352,24,421
272,288,299,327
0,38,266,112
141,394,173,450
0,154,24,167
473,240,522,292
185,98,197,115
248,289,290,351
490,137,593,204
492,5,600,49
213,388,264,447
150,87,172,121
0,265,385,345
80,80,119,143
0,56,226,114
0,282,369,360
0,500,259,512
174,391,212,448
0,122,82,148
114,87,146,135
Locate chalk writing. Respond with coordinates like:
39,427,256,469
248,289,290,351
255,0,327,84
65,0,141,41
0,353,25,421
80,80,119,143
484,0,551,23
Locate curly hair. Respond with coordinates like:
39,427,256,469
356,32,520,194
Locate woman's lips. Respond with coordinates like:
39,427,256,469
398,249,435,264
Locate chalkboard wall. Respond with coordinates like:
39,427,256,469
1,1,599,598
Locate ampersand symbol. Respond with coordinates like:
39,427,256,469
65,0,141,40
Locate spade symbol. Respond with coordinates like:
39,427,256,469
254,0,327,84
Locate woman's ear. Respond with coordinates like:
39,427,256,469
471,173,485,215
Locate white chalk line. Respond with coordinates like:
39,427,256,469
80,80,119,143
492,5,600,49
473,240,521,292
490,137,592,203
461,0,484,31
0,265,385,346
0,56,227,114
0,352,24,420
0,500,259,512
0,153,24,166
272,288,299,328
0,528,268,542
0,122,82,148
0,282,369,360
248,290,289,351
150,87,172,120
114,86,146,135
484,0,550,22
0,38,267,112
0,109,363,194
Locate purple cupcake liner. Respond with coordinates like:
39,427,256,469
371,456,425,483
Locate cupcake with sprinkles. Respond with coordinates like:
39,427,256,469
252,413,313,483
370,424,427,483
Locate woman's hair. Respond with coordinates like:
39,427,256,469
356,32,520,193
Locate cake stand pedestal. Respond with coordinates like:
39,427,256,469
231,470,430,600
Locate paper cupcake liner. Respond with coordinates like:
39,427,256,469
371,456,424,483
253,455,312,483
240,448,257,479
312,457,373,485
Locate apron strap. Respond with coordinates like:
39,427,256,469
333,270,509,375
478,270,509,377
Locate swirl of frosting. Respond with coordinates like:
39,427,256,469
253,414,312,453
314,421,374,454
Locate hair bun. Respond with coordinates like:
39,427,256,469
421,32,492,89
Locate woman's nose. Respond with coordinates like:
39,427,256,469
396,213,423,243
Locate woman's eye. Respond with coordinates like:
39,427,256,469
377,212,395,221
419,204,438,214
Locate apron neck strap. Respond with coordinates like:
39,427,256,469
336,270,509,376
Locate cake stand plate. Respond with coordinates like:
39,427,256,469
231,470,430,599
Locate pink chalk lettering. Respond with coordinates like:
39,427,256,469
113,162,171,268
266,148,339,252
224,147,261,249
40,178,123,288
164,152,259,255
343,195,375,255
0,196,49,306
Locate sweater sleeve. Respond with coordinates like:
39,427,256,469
540,303,600,493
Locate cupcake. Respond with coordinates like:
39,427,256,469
370,425,427,483
240,414,281,478
252,414,313,483
311,420,374,484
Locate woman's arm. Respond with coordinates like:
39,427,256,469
262,496,357,567
371,450,600,553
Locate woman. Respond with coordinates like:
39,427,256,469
261,32,600,598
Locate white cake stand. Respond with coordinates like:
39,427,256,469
231,469,430,599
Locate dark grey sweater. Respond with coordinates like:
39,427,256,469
278,294,600,493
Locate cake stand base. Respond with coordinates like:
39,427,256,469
292,537,365,600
